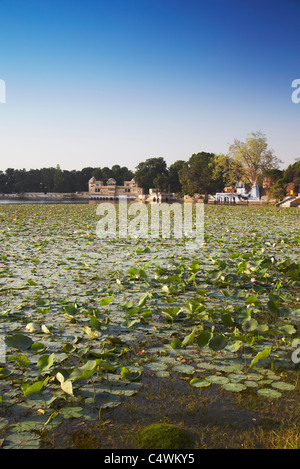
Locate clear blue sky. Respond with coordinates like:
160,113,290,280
0,0,300,172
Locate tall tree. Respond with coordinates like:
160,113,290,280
153,173,170,192
53,164,64,192
179,152,222,199
168,160,186,193
40,167,55,192
283,159,300,186
228,131,282,186
5,168,15,193
212,153,240,188
134,157,168,193
111,165,134,185
101,167,114,182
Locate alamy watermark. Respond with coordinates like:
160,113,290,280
292,338,300,364
95,200,204,249
0,327,6,364
0,78,6,104
291,79,300,103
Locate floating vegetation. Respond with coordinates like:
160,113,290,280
0,203,299,448
137,423,194,449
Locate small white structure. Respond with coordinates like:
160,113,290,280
248,182,260,200
216,182,260,203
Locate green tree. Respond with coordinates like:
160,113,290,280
92,167,103,181
283,159,300,186
14,169,28,193
53,164,64,192
134,157,168,193
40,167,55,193
101,167,114,183
5,168,15,193
168,160,186,193
153,173,169,192
111,165,134,185
179,152,222,199
228,131,282,186
27,169,43,192
268,178,287,201
0,171,8,193
212,153,240,188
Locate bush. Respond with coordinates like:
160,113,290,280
137,423,194,449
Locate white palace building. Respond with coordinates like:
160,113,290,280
215,182,260,203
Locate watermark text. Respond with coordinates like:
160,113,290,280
95,200,204,249
291,79,300,104
0,79,6,104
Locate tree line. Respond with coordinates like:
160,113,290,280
0,165,134,194
0,132,299,197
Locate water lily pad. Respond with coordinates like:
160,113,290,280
120,366,141,381
156,370,170,378
0,368,12,379
206,375,229,385
258,379,273,385
9,415,45,432
271,381,295,391
86,391,122,409
31,342,46,353
189,378,211,388
170,338,182,349
196,362,216,371
36,353,55,372
5,334,33,351
227,373,245,382
3,431,40,449
144,362,168,372
257,388,282,399
209,334,228,351
59,406,83,419
172,364,195,375
10,355,30,368
245,372,263,381
223,382,246,392
244,380,258,388
0,417,8,431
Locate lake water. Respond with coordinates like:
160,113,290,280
0,199,90,205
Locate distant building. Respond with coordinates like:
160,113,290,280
263,176,274,190
147,188,177,203
286,182,299,196
88,177,143,200
215,182,260,203
223,186,235,193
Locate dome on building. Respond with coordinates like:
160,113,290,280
106,178,117,185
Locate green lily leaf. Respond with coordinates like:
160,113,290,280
209,334,228,351
37,353,55,372
250,346,272,368
242,318,258,333
99,296,113,307
69,360,97,381
182,328,197,347
5,334,34,351
10,355,30,368
21,377,49,397
120,367,141,381
170,338,182,349
197,331,212,349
